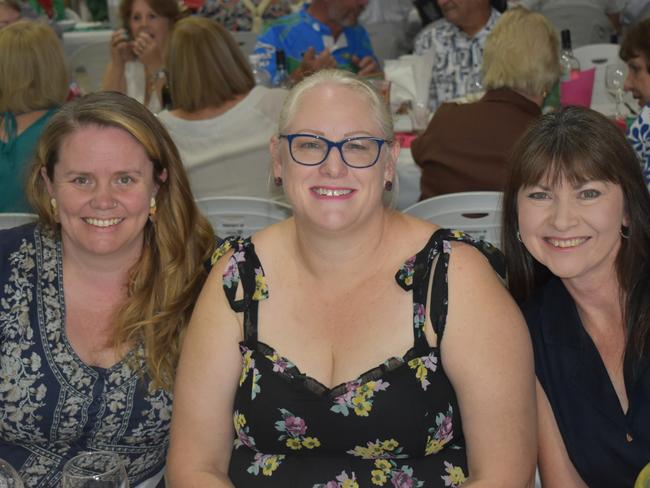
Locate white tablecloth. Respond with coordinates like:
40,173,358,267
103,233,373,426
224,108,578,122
63,27,112,58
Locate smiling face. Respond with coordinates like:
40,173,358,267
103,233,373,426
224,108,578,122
517,176,627,288
129,0,171,46
43,125,164,262
272,82,397,232
624,55,650,106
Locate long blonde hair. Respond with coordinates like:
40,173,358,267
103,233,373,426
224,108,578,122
27,92,214,390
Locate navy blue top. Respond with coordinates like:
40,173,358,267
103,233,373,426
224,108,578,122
0,223,172,487
522,277,650,487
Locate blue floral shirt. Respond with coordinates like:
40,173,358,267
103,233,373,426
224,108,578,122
0,224,171,487
413,9,500,111
626,102,650,189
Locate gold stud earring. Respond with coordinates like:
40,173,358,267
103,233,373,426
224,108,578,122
50,198,57,209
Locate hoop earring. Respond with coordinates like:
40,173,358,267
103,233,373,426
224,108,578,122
274,176,283,187
620,225,631,239
516,230,522,243
384,180,393,192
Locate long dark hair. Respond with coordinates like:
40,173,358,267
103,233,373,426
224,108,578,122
502,106,650,364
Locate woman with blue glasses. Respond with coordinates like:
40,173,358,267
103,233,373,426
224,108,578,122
168,69,536,487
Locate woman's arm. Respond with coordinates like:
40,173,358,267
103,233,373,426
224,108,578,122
166,255,243,487
441,243,537,487
536,381,588,488
102,29,131,92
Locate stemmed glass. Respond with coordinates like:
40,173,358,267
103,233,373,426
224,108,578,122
605,63,627,118
62,452,129,488
464,72,484,102
0,458,24,488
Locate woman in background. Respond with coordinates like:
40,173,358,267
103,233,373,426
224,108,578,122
103,0,180,113
0,92,214,486
411,8,559,200
0,20,67,212
502,106,650,487
158,16,287,199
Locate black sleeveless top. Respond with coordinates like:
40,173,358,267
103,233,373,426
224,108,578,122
212,228,504,487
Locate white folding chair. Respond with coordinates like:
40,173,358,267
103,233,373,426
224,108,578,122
403,191,503,249
0,213,38,230
195,196,292,238
573,43,621,108
540,2,613,48
68,40,111,94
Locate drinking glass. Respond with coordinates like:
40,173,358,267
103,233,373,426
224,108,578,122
62,452,129,488
0,458,24,488
605,63,627,118
408,100,431,133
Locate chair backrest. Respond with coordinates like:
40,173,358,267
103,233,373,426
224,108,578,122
403,191,503,248
573,43,621,107
68,40,111,93
0,213,38,230
195,196,292,238
540,2,613,48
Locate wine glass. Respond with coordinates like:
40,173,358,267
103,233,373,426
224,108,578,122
605,63,627,118
0,458,24,488
62,452,129,488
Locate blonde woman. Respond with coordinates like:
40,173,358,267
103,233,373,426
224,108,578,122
0,92,214,486
0,20,67,212
411,7,560,200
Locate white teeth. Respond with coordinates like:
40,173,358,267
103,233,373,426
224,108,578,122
84,218,123,228
548,238,587,248
314,188,352,197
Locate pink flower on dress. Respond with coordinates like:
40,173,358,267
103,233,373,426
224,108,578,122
391,471,415,488
284,416,307,436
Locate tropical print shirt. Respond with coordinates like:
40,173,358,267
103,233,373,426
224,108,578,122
627,102,650,190
413,8,500,111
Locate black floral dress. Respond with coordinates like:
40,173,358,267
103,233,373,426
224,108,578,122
213,229,504,487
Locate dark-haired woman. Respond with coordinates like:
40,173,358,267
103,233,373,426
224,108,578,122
502,106,650,488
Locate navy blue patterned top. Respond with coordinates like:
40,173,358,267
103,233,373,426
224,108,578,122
212,228,504,487
0,224,171,487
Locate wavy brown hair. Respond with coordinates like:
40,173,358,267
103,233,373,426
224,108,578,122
502,106,650,366
26,91,214,390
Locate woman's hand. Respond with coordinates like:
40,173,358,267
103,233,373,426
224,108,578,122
109,28,134,67
132,31,164,72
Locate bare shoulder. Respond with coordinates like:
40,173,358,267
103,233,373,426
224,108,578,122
389,211,440,251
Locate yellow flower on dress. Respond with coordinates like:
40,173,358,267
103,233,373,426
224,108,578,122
451,229,465,239
211,240,233,265
425,436,444,455
342,479,359,488
234,412,246,429
240,351,253,386
371,469,387,485
382,439,399,451
302,437,321,449
252,271,268,300
352,397,372,417
286,438,303,450
447,465,467,484
261,455,281,476
374,459,391,472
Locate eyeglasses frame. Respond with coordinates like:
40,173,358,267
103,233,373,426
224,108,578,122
279,133,392,169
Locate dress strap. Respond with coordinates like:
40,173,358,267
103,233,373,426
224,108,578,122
1,112,17,156
428,229,504,345
210,236,269,345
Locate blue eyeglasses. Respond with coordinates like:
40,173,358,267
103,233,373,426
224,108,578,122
279,133,392,168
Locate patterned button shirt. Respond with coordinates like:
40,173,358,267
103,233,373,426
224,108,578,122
0,224,172,487
627,102,650,189
413,8,500,111
198,0,295,32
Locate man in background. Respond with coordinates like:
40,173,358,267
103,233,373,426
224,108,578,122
414,0,500,110
254,0,379,85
